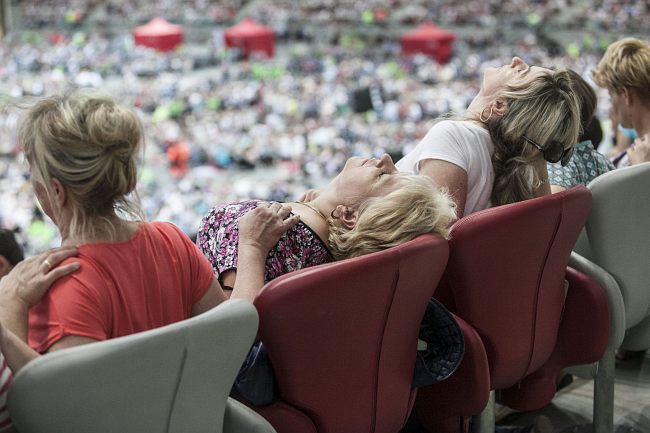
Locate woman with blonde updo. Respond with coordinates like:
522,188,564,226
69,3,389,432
397,57,581,217
0,91,296,429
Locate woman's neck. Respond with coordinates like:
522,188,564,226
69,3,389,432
631,108,650,138
60,217,139,247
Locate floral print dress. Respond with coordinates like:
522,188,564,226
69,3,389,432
196,200,334,285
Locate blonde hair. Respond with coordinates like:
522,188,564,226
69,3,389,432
19,90,144,241
592,37,650,105
328,174,457,260
485,68,580,206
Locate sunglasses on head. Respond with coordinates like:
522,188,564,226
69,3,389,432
523,135,574,166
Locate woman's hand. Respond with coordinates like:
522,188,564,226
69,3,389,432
231,203,300,303
0,246,80,309
238,202,300,256
297,188,321,203
628,134,650,166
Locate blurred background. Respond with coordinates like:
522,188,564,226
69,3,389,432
0,0,647,254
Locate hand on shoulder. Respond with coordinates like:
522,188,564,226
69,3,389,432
0,246,80,308
238,202,300,256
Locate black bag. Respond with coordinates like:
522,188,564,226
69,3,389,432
412,298,465,388
232,340,277,406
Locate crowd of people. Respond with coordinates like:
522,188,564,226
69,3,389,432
0,8,631,254
16,0,649,32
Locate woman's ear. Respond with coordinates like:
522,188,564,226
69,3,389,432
491,99,508,117
623,87,634,106
334,205,358,230
51,178,67,209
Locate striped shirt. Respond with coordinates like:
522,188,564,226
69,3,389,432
0,353,13,429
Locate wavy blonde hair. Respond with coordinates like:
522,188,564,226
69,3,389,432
592,37,650,105
19,90,144,241
328,174,456,260
484,68,580,206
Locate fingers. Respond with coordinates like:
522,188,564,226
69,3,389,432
262,202,294,222
298,189,320,203
45,262,81,286
39,246,79,273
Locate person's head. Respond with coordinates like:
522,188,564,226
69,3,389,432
566,69,598,142
0,228,24,277
477,57,580,206
592,37,650,129
19,90,144,241
327,174,457,260
326,153,401,209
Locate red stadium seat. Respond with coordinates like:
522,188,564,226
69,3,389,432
253,234,450,433
415,186,609,433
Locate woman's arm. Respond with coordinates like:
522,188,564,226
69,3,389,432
0,246,80,372
191,277,228,316
230,202,300,303
418,159,468,218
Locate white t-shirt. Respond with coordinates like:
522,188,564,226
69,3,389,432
396,120,494,216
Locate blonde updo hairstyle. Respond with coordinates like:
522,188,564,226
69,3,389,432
19,91,144,240
328,174,457,260
484,68,580,206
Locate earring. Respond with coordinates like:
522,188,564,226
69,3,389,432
330,209,339,219
479,105,494,123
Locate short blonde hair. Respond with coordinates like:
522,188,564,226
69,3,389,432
328,174,457,260
592,37,650,104
19,90,144,240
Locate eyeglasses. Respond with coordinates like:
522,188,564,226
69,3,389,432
523,135,574,166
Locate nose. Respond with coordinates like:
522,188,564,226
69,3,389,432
376,153,398,174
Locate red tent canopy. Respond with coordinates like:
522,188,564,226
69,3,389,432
400,22,456,64
224,18,274,59
133,17,184,52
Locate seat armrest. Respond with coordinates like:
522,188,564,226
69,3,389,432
568,251,626,349
224,398,277,433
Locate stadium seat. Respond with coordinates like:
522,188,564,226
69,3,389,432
416,185,609,433
7,299,275,433
566,162,650,433
252,234,450,433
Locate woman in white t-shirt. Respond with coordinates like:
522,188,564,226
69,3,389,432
397,57,581,217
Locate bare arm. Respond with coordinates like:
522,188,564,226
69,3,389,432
0,247,80,372
230,202,300,303
418,159,468,218
191,277,227,316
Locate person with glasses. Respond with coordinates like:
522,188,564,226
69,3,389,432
547,69,614,193
397,57,581,217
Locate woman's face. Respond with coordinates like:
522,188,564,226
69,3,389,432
332,153,401,206
608,88,632,129
481,57,552,97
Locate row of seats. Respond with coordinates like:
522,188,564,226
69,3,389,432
5,162,650,433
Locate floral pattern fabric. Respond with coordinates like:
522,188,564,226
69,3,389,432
196,200,333,284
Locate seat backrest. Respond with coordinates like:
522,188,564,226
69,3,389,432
8,299,259,433
254,234,449,433
441,186,591,389
586,162,650,329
